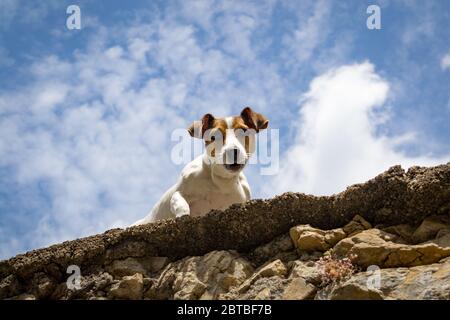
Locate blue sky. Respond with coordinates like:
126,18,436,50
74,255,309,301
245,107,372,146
0,0,449,259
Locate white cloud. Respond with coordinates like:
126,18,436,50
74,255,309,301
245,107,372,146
0,0,60,30
400,1,436,46
441,53,450,70
282,0,332,66
268,62,449,196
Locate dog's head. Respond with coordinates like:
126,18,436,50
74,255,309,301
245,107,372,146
188,107,268,177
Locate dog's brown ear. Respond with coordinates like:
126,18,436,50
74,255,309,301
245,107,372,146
240,107,269,132
188,113,215,138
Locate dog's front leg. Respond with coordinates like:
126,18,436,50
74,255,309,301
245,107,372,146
170,191,190,218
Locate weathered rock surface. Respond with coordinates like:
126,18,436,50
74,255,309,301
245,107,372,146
105,256,168,278
333,229,450,268
412,215,450,244
290,225,346,252
281,277,316,300
145,250,253,300
108,273,144,300
317,258,450,300
0,163,449,300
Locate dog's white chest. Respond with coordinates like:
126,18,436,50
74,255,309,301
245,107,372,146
188,187,245,217
132,156,251,225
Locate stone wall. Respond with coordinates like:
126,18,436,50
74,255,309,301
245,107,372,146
1,163,449,300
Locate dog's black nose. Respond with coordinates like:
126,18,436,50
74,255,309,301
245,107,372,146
232,148,239,164
225,148,240,165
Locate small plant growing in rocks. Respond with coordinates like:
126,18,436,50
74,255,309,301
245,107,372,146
316,254,358,287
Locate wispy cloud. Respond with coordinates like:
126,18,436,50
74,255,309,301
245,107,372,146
441,53,450,70
282,0,333,68
268,62,449,196
0,0,60,30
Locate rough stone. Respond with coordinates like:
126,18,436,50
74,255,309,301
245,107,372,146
228,276,287,300
281,277,316,300
2,162,449,290
237,259,287,294
333,229,450,268
288,260,322,285
9,293,36,300
0,275,21,298
343,215,372,236
429,229,450,247
247,234,296,265
290,225,346,252
146,250,253,300
108,273,143,300
106,256,169,278
254,287,272,300
412,215,450,244
31,273,56,299
382,224,416,243
317,259,450,300
1,163,450,300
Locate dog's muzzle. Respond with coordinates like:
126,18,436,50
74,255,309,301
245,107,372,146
224,148,246,172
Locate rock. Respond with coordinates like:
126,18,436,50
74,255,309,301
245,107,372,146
254,287,272,300
105,240,150,262
382,224,415,243
317,282,384,300
237,259,287,294
93,272,115,291
147,257,170,272
281,277,316,300
333,229,450,268
37,281,55,299
0,275,21,299
89,296,108,300
61,271,114,300
342,215,372,236
108,273,143,300
257,259,288,278
290,225,346,252
318,259,450,300
10,293,36,300
142,277,155,289
412,215,450,243
106,257,169,278
430,229,450,247
106,258,147,278
31,273,56,299
0,163,449,300
173,276,207,300
220,260,290,300
146,250,253,300
1,162,450,302
248,234,296,265
232,276,287,300
288,260,322,285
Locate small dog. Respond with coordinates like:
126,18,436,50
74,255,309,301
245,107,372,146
132,107,268,225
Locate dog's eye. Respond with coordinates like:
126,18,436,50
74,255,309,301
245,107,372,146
210,136,216,142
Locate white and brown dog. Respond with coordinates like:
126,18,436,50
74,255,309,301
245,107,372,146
132,107,268,225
